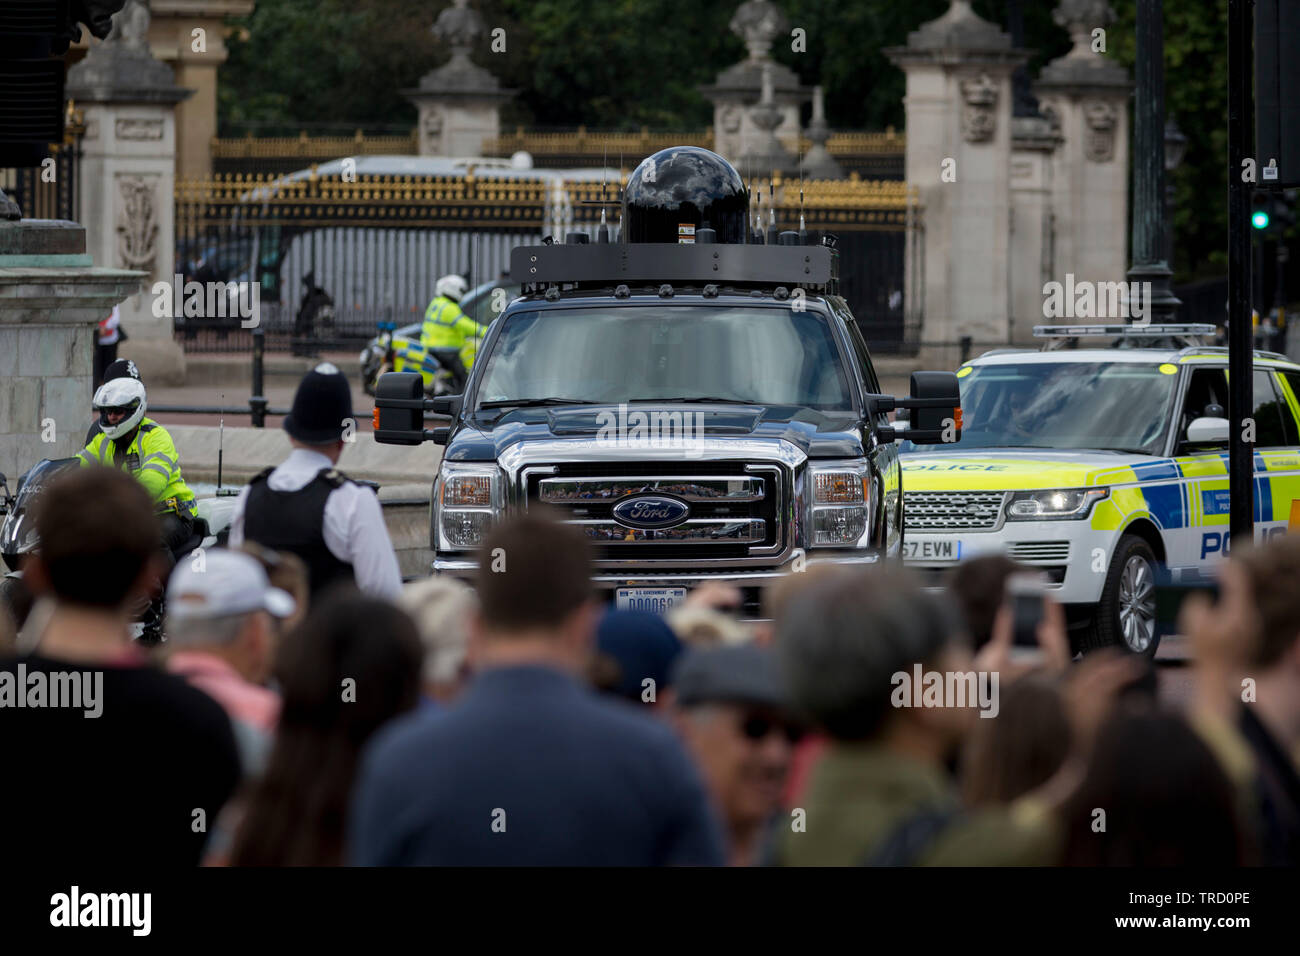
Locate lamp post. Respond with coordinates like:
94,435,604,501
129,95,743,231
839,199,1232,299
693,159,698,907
1163,116,1187,269
1127,0,1181,324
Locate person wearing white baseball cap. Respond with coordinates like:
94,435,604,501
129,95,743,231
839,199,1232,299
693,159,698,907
164,548,296,753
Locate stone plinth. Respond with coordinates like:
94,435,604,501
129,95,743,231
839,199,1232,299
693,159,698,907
0,220,144,480
67,1,193,385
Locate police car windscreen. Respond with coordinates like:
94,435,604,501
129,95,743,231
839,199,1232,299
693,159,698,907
905,362,1177,455
475,306,853,411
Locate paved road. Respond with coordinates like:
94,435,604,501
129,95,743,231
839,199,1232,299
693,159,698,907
148,380,376,432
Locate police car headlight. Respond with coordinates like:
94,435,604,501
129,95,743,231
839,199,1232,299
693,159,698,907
434,463,501,550
809,462,872,547
1006,487,1108,520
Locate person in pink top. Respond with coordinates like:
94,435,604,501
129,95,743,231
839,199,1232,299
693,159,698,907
164,549,296,766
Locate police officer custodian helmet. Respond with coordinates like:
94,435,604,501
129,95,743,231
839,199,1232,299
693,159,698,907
284,362,353,445
621,146,750,245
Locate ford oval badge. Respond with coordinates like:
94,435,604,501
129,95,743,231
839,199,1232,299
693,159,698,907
612,494,690,529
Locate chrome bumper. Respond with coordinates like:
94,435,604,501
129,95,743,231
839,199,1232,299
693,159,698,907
432,550,881,588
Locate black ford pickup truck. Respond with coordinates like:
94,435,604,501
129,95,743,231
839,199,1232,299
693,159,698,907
374,146,959,616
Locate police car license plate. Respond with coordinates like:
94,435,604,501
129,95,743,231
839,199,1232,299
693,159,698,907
616,587,687,614
904,539,961,561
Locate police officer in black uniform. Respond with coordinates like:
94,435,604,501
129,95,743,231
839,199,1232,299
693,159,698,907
229,363,402,602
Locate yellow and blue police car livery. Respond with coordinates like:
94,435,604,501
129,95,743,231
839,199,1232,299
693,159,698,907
900,327,1300,655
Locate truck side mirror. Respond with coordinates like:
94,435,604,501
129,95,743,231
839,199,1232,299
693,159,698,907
374,372,431,445
896,371,962,445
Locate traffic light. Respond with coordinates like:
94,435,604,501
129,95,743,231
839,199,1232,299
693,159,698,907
1256,0,1300,187
1251,192,1297,234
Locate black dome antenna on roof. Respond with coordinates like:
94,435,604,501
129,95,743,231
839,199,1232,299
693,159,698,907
621,146,750,245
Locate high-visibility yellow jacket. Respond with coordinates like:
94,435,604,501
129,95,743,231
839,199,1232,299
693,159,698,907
421,295,488,369
79,418,196,516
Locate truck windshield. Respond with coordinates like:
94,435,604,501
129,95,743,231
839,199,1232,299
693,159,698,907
475,305,854,410
904,362,1177,455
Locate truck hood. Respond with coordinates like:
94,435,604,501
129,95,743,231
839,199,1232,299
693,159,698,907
900,448,1159,491
443,403,867,462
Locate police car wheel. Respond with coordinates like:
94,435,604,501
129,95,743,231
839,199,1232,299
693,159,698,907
1090,535,1160,657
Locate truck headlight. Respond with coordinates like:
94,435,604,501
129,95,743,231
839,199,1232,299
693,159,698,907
1006,487,1108,520
434,463,502,550
808,461,872,547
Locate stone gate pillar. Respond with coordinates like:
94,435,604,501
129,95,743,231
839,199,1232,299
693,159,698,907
886,1,1028,356
1034,0,1130,304
66,0,192,385
404,0,514,158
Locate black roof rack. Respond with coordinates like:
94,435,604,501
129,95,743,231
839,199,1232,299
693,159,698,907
511,242,837,293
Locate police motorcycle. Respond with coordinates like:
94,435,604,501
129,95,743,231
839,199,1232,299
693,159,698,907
360,279,518,397
361,321,462,398
0,459,234,644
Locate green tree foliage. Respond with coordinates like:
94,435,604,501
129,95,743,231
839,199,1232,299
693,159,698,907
1107,0,1229,278
218,0,1228,277
218,0,435,133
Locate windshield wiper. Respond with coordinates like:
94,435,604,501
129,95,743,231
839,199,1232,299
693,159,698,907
626,396,756,405
477,397,600,409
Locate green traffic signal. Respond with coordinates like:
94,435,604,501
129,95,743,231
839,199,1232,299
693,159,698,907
1253,209,1270,229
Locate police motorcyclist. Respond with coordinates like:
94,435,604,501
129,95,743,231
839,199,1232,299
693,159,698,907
229,362,402,601
79,359,197,572
421,274,487,388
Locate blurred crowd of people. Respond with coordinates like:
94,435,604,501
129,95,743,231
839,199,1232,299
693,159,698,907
1,465,1297,867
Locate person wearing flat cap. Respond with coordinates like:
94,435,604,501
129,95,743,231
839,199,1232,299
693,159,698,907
669,643,800,866
230,363,401,601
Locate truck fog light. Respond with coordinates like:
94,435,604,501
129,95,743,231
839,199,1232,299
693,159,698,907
441,510,493,549
813,507,867,545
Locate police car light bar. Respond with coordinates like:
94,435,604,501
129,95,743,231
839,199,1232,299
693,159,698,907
511,243,836,289
1032,324,1218,338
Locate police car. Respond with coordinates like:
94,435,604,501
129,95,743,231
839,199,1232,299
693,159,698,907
900,324,1300,655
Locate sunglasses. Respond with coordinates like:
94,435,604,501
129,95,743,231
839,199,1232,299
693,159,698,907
740,712,804,745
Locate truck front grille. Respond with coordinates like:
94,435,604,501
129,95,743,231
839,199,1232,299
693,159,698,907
904,491,1007,532
523,462,785,562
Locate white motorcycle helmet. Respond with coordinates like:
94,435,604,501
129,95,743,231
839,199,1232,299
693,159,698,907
92,376,148,440
435,274,469,302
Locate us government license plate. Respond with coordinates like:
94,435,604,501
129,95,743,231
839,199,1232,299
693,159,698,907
903,539,962,561
615,587,688,614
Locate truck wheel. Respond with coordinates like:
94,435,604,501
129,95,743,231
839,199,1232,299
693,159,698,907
1086,535,1160,657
